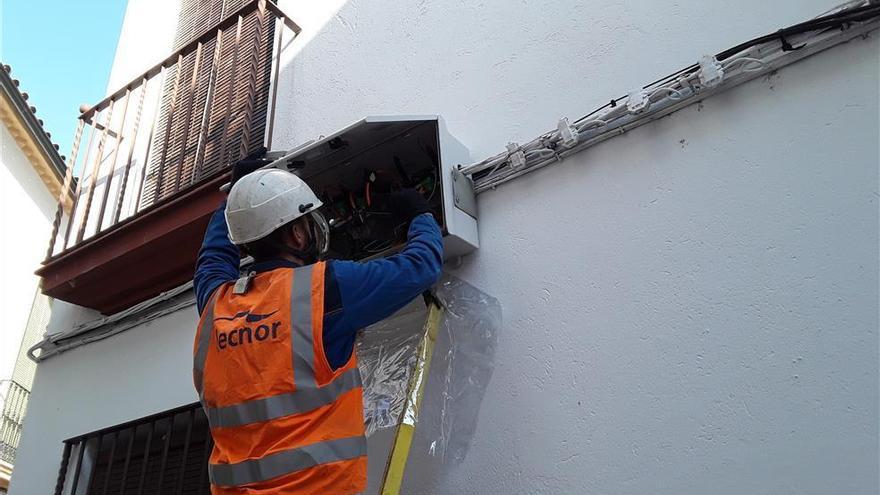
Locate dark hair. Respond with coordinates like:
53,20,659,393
240,216,312,262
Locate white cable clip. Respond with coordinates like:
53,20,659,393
506,143,527,169
507,143,526,168
557,118,579,149
698,54,724,88
626,89,649,114
678,74,695,93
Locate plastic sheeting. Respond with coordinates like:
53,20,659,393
356,274,501,465
357,304,427,435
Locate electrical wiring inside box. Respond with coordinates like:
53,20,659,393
278,119,445,261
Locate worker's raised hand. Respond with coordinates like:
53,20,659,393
230,146,271,188
389,188,432,226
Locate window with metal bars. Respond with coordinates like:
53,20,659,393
53,403,211,495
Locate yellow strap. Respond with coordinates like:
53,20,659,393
380,301,444,495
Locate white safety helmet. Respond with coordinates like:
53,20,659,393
225,169,329,255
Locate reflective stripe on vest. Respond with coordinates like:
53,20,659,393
194,264,366,489
209,435,367,486
196,265,345,426
193,265,313,401
193,289,218,399
289,264,317,390
203,367,362,428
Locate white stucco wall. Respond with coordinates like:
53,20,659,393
105,0,180,91
0,125,56,385
433,41,879,495
270,0,847,162
9,301,200,495
11,1,879,493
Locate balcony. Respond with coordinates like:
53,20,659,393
37,0,300,314
0,380,29,466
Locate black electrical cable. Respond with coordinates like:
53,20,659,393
645,5,880,90
476,3,880,184
572,3,880,129
642,64,699,90
717,3,880,59
572,95,625,126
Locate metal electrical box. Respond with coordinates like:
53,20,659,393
270,116,478,261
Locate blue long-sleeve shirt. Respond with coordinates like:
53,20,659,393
194,204,443,369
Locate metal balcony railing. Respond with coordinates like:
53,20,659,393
0,380,29,464
45,0,299,260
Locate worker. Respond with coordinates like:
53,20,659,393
192,152,443,494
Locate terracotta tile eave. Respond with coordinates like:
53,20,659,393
0,65,72,210
0,90,71,210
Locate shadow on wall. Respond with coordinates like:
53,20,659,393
278,0,349,59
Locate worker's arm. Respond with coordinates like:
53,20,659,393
322,212,443,368
193,151,270,313
194,202,240,314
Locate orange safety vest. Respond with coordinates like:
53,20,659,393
193,262,367,494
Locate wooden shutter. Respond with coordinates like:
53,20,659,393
139,0,274,208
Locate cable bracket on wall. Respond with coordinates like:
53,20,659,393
557,118,579,148
506,143,527,169
459,1,880,193
698,55,725,88
626,89,650,114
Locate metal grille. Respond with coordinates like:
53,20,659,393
11,290,50,391
0,380,29,464
44,0,299,260
54,403,211,495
